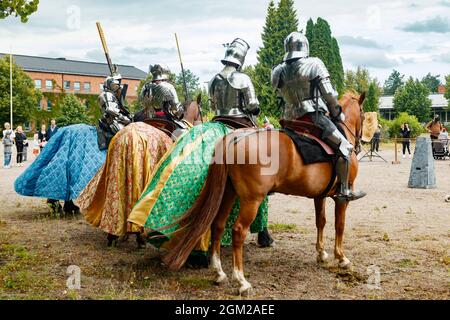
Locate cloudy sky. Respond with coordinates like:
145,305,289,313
1,0,449,87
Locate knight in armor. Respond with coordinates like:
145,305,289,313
97,74,132,150
209,38,274,247
209,38,260,128
271,32,366,201
135,64,185,128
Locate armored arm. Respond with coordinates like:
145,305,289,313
241,78,260,116
208,76,219,113
313,59,343,120
99,92,131,124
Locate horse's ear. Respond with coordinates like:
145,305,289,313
196,93,202,105
359,92,366,105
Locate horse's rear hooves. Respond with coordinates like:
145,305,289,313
338,258,352,269
238,284,252,297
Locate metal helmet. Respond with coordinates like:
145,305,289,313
149,64,171,81
221,38,250,68
283,32,309,62
104,74,122,93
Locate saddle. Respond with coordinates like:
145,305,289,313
143,118,179,138
280,115,335,165
212,116,254,129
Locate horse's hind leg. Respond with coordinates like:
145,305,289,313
231,199,261,296
334,200,351,268
211,182,237,284
314,197,329,263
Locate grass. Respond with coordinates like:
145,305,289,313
178,276,212,289
396,259,418,268
0,243,59,297
268,223,298,232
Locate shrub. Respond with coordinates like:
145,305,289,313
387,112,425,138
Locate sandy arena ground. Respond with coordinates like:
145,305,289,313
0,144,449,300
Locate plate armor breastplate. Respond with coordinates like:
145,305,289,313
140,81,183,119
272,57,331,120
209,67,259,117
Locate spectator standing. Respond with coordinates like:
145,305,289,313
3,122,14,140
426,115,443,140
38,124,47,150
2,132,13,169
46,119,58,141
371,124,382,152
400,123,411,159
14,126,27,166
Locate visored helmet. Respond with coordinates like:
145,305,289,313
104,74,122,92
283,32,309,62
221,38,250,68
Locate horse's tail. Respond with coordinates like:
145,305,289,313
163,161,229,270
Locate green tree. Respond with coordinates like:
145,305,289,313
445,75,450,108
387,112,424,138
344,66,371,93
420,73,441,93
393,77,432,123
383,69,404,95
56,94,90,127
364,80,380,112
0,56,41,127
175,69,200,100
0,0,39,22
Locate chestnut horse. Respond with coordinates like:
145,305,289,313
163,92,365,295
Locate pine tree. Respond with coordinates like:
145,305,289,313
364,81,380,112
383,70,404,95
331,38,344,95
420,73,441,93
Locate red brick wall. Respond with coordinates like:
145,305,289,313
27,71,142,107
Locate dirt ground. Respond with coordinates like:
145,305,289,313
0,143,449,300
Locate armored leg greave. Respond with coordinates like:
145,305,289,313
325,129,366,202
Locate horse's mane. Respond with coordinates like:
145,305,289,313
342,90,361,101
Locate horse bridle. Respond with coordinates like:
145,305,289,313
339,97,365,155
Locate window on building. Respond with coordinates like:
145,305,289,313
64,81,71,90
47,100,52,111
37,99,42,110
35,79,42,89
45,80,53,90
74,82,81,91
84,82,91,92
99,84,104,90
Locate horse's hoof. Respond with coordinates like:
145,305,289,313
215,274,228,285
317,251,329,264
338,257,352,269
107,234,119,248
136,234,146,249
238,283,252,297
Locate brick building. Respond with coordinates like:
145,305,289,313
0,53,147,129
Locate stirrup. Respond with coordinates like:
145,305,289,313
334,190,367,202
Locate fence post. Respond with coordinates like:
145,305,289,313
392,136,401,164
